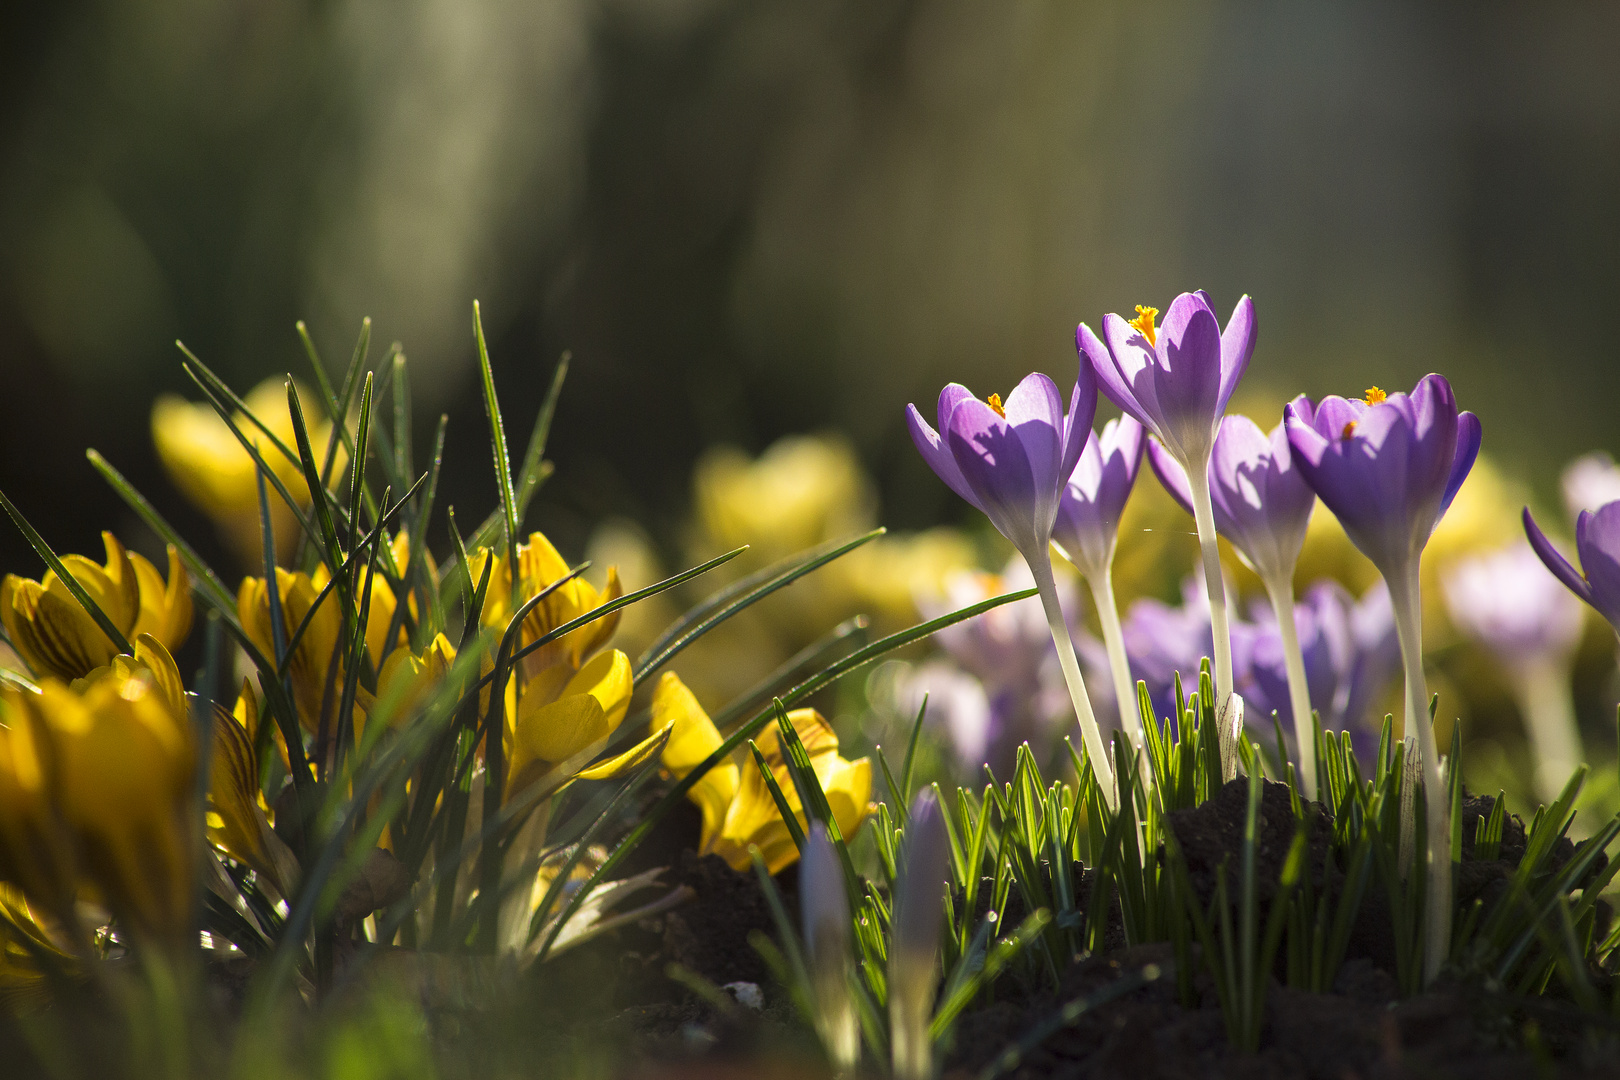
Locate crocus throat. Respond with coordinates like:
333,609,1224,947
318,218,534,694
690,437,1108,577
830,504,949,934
1128,306,1159,347
986,393,1006,419
1363,387,1386,406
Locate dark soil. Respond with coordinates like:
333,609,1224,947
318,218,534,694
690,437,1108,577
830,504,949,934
556,780,1620,1079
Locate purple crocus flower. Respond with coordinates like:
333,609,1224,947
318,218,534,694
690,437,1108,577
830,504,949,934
1283,378,1481,582
907,370,1118,805
1445,540,1586,803
906,374,1093,558
1284,374,1480,985
1052,416,1148,747
1525,502,1620,636
1120,576,1257,731
1077,292,1257,754
1148,412,1315,583
1078,293,1256,468
1148,409,1323,794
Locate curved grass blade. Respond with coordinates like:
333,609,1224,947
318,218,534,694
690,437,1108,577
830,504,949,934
0,487,133,656
516,351,569,520
472,300,520,603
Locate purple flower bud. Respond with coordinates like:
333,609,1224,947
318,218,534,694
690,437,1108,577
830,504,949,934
1283,376,1481,579
890,788,951,1080
1052,416,1147,579
1077,292,1256,467
1148,412,1315,583
906,372,1096,559
1525,502,1620,637
802,823,858,1072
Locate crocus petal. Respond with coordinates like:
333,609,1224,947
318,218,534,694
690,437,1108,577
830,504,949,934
1079,321,1158,445
1522,507,1592,606
1217,296,1257,412
907,400,985,514
1001,372,1067,525
1146,438,1195,517
1575,503,1620,628
1059,373,1099,489
1440,411,1482,519
1149,295,1224,460
947,397,1041,551
1101,313,1169,437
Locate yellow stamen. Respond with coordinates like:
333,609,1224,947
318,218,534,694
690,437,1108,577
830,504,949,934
1342,421,1357,439
1363,386,1386,406
986,393,1006,418
1127,305,1159,347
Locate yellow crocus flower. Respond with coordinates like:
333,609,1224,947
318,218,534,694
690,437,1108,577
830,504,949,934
376,632,457,729
1,533,192,682
650,672,872,875
0,885,72,1002
649,672,738,853
238,568,343,732
0,689,76,921
694,435,876,563
33,635,196,944
505,649,634,797
151,378,339,566
207,684,297,895
474,533,622,679
711,707,871,875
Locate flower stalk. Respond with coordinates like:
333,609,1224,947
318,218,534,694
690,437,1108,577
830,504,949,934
1261,573,1318,800
1028,553,1117,808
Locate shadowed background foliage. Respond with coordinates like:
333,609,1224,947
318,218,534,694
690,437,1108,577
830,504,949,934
2,0,1617,578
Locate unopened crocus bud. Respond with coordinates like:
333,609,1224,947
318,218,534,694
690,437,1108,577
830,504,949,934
890,789,950,1080
801,824,857,1074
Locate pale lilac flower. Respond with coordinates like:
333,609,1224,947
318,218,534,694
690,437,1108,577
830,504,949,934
1561,452,1620,520
1526,503,1620,638
890,790,950,1080
1444,540,1585,802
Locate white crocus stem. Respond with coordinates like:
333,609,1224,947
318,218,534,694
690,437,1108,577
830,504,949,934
1088,562,1145,752
1386,558,1449,986
1185,457,1236,764
1028,551,1118,810
1262,573,1318,802
1512,659,1583,807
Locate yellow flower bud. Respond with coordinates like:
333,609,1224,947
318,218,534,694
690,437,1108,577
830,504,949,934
376,633,457,729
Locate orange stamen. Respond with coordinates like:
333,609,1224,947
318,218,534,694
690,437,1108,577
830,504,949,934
1127,305,1159,347
986,393,1006,418
1342,421,1357,439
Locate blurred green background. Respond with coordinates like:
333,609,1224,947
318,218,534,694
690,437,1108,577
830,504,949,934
1,0,1617,577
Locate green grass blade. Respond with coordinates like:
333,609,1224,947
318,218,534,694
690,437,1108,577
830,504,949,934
0,487,133,656
472,300,520,602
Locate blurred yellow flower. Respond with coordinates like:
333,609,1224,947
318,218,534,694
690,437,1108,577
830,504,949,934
694,435,876,563
151,377,339,566
0,688,76,921
0,887,72,1002
1,636,197,944
1,533,192,683
651,671,871,874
